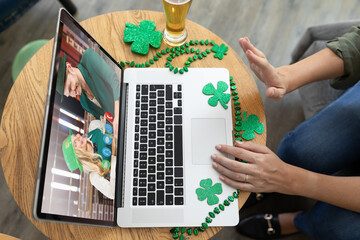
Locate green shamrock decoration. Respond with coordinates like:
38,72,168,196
202,81,231,109
123,20,163,55
196,178,223,206
235,111,264,140
211,43,229,60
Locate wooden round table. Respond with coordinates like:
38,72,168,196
0,10,266,240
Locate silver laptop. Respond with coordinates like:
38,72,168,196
33,8,238,228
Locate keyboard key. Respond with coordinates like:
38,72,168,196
157,146,164,153
139,198,146,205
166,168,173,175
175,179,183,186
140,144,147,151
148,148,156,155
175,188,184,196
158,90,165,97
166,159,173,166
175,167,183,177
149,115,156,122
148,157,156,164
166,85,172,100
139,161,147,169
157,163,165,171
135,117,139,124
175,197,184,205
177,85,182,91
140,153,147,160
149,140,156,147
139,188,146,196
166,110,173,116
166,186,173,194
158,113,164,120
166,134,173,141
148,183,156,191
134,160,138,167
166,102,173,108
133,178,138,186
174,108,182,114
136,109,140,115
149,107,156,114
158,106,164,112
140,128,147,134
157,155,164,162
148,165,156,173
174,126,183,166
158,98,165,104
134,169,138,177
141,85,148,95
141,104,148,111
149,132,156,139
139,179,147,187
149,92,156,99
157,181,165,189
157,172,165,180
133,197,137,206
178,100,182,106
149,100,156,106
134,142,139,150
136,101,140,108
140,136,147,143
139,170,147,178
157,138,165,145
157,191,164,205
135,125,139,132
157,130,164,137
136,85,140,91
136,92,140,99
148,193,155,205
134,151,139,158
148,174,156,182
166,142,173,149
166,125,173,132
133,187,137,196
157,121,164,128
166,177,173,184
166,118,173,124
174,115,182,124
166,151,173,157
166,195,173,205
141,96,148,102
141,112,148,118
149,124,156,130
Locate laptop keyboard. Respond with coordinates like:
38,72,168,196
132,84,184,206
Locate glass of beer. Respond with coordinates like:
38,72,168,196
162,0,192,46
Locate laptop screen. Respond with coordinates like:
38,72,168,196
34,9,123,226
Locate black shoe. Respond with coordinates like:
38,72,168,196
236,213,285,239
242,192,268,209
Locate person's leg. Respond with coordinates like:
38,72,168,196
294,201,360,240
277,81,360,174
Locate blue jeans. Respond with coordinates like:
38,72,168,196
277,81,360,240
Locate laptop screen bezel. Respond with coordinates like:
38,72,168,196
33,8,125,227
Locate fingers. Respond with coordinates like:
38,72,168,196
239,37,265,58
266,87,285,101
211,153,254,175
215,144,257,163
234,141,270,154
218,174,253,192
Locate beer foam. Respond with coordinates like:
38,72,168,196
164,0,191,5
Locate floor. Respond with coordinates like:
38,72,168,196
1,0,360,239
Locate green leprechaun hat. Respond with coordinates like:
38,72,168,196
62,129,83,172
56,53,67,102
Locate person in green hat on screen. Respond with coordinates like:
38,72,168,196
56,49,120,136
62,129,116,199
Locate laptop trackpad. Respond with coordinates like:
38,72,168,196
191,118,227,165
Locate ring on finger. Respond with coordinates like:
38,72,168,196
244,174,249,183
